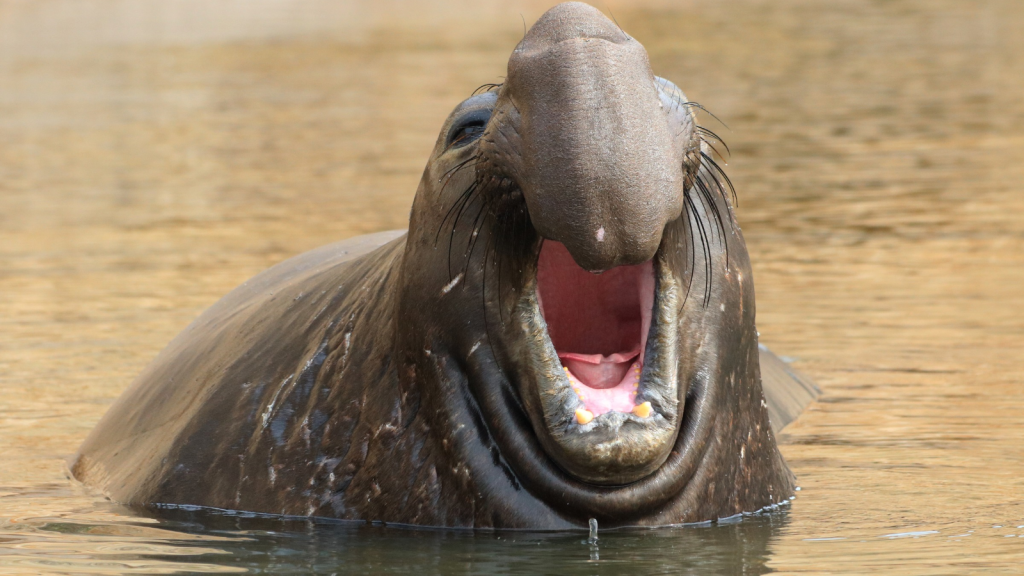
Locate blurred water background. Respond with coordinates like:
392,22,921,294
1,0,1023,573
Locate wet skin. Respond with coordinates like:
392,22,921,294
72,2,809,529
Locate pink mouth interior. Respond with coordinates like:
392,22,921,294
536,241,654,416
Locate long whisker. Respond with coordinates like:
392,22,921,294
684,193,714,308
437,180,477,243
682,101,729,129
694,174,730,266
691,177,720,245
438,153,479,181
699,135,729,163
696,126,731,156
472,83,503,96
495,206,512,325
700,150,738,207
444,182,481,279
462,193,492,279
480,208,495,358
680,196,699,309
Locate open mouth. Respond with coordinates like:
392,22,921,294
510,236,682,486
537,241,655,422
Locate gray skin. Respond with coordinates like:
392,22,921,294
71,2,816,529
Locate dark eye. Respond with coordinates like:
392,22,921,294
447,109,491,149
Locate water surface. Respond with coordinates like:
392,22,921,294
2,0,1024,573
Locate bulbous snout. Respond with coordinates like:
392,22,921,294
501,2,685,271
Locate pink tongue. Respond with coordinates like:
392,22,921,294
560,349,642,416
559,348,640,389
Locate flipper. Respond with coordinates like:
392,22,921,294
759,344,820,433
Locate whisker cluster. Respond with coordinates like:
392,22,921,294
433,158,533,325
681,104,739,309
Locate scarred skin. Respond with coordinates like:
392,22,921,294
72,3,799,529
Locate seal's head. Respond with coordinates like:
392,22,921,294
399,2,789,525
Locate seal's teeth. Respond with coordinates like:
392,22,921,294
575,408,594,425
632,401,652,418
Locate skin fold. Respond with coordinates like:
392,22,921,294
71,2,809,529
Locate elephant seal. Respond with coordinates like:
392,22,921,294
72,2,818,529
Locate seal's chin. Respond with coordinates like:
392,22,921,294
512,238,682,485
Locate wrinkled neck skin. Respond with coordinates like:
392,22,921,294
390,4,793,524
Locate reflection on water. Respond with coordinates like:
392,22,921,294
1,485,784,575
2,0,1024,573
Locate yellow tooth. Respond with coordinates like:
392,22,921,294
632,401,652,418
576,408,594,425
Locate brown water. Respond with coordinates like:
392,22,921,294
2,0,1023,573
